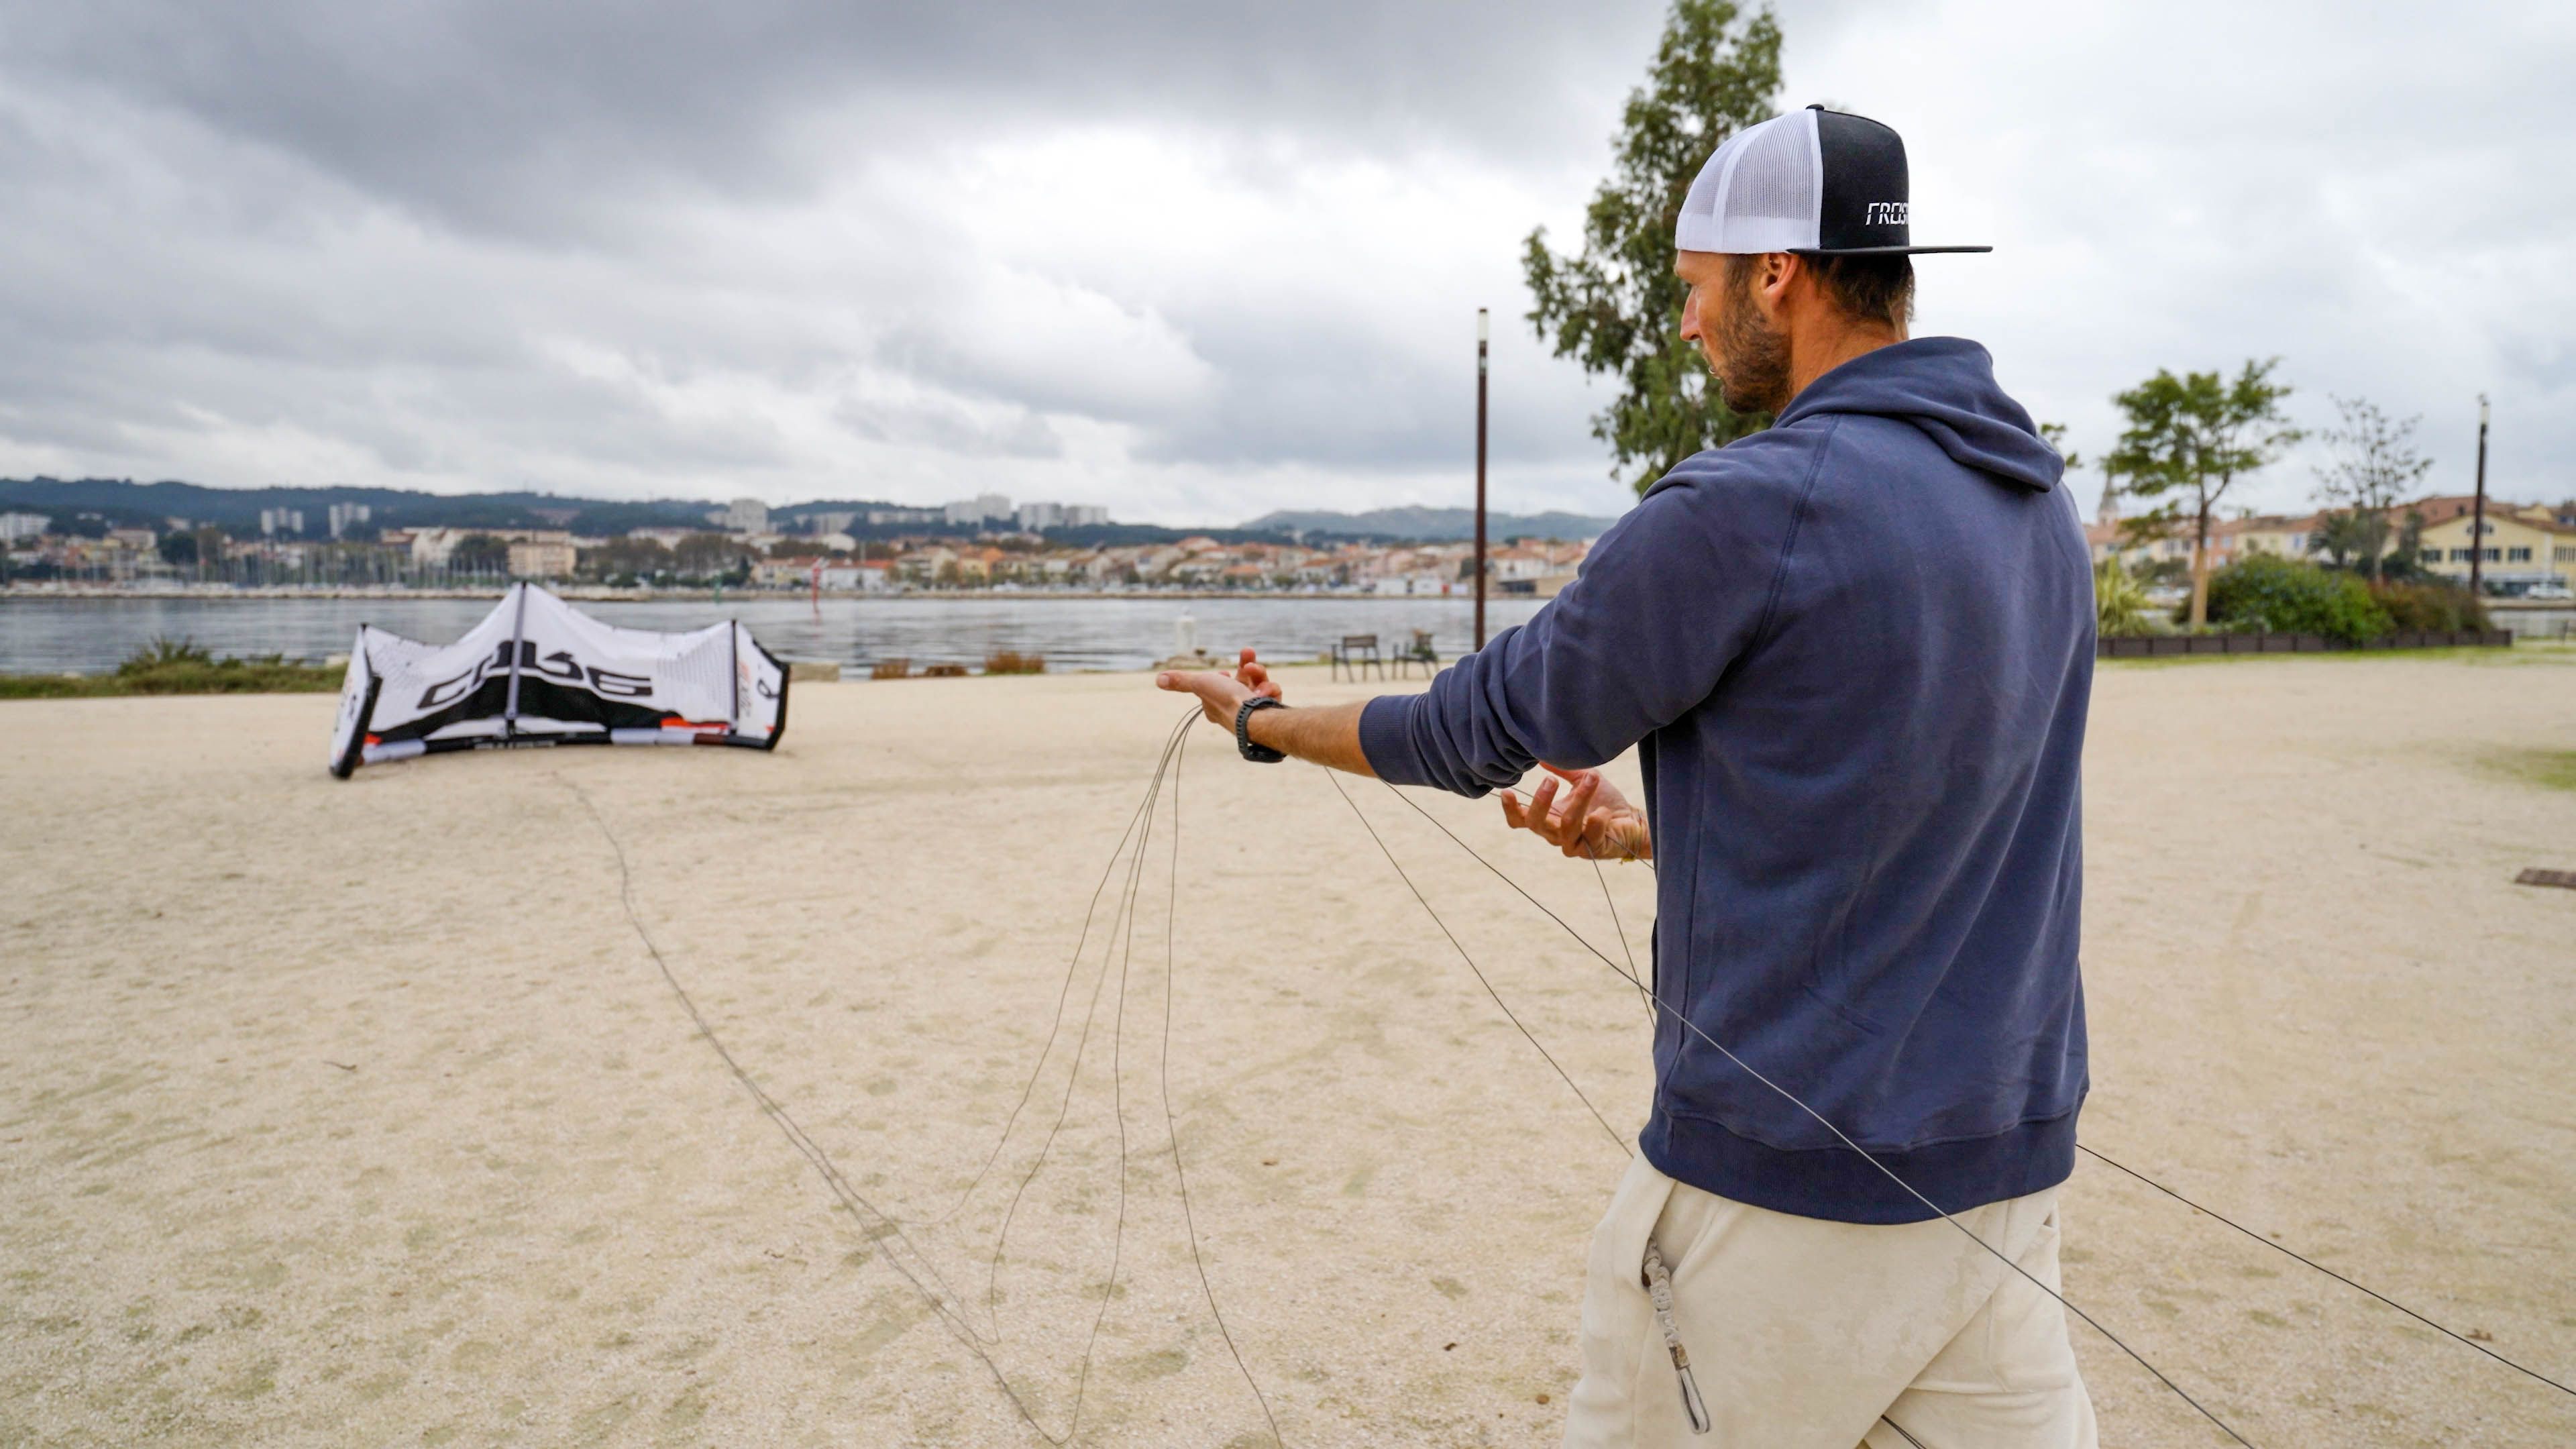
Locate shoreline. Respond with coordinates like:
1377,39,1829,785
5,583,2565,616
1,584,1515,604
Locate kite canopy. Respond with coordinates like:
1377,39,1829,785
328,584,788,777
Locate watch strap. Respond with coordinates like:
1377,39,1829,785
1235,696,1287,762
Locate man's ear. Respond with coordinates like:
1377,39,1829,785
1746,251,1799,321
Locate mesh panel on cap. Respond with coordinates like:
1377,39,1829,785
1720,111,1818,233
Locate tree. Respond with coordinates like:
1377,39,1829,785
1523,0,1782,495
2311,394,2432,582
448,533,511,574
2100,360,2301,628
2383,507,2430,580
580,536,673,582
672,532,742,576
2309,508,2375,569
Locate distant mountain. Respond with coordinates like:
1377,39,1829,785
0,476,1623,545
0,477,735,537
1239,505,1621,541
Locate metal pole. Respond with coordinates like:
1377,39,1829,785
2469,394,2489,599
1474,307,1489,651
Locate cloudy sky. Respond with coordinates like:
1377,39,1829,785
2,0,2567,524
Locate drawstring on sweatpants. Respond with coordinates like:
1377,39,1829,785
1642,1239,1711,1434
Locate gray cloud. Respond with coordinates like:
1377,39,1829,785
1,0,2567,523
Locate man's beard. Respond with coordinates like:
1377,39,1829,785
1711,279,1792,415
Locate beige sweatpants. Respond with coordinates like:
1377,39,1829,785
1562,1155,2098,1449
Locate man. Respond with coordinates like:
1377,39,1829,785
1159,106,2096,1448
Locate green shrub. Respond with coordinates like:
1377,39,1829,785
3,637,341,699
2203,555,2391,644
117,636,216,676
2093,559,2157,637
2369,578,2488,633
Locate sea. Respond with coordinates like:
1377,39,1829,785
6,594,2570,676
0,594,1552,676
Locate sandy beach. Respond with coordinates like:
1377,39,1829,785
4,651,2573,1448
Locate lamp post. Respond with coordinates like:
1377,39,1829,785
1474,307,1489,651
2469,394,2489,599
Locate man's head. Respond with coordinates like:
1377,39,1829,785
1677,249,1915,414
1671,105,1982,412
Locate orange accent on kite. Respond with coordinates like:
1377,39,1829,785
364,734,381,745
660,716,727,732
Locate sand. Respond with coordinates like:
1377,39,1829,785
3,649,2573,1448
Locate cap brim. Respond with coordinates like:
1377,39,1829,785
1792,245,1993,256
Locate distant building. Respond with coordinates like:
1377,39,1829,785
807,510,859,535
1014,501,1063,532
2416,497,2576,592
259,507,307,537
409,526,573,568
507,538,577,580
1,511,51,542
724,498,771,535
820,560,893,592
624,527,696,550
943,493,1012,527
1062,504,1111,529
865,506,941,527
327,502,374,539
107,527,158,551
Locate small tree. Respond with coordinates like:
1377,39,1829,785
2101,360,2301,628
2308,509,2375,569
1523,0,1782,495
2310,395,2432,582
449,533,511,574
580,536,673,582
2383,507,2430,580
672,532,741,576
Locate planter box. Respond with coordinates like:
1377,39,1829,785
2100,629,2509,657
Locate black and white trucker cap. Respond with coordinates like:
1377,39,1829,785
1674,105,1990,256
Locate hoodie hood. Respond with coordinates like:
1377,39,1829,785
1775,336,2063,493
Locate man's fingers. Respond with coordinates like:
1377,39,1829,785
1559,774,1601,856
1527,777,1563,839
1500,790,1527,830
1565,771,1600,818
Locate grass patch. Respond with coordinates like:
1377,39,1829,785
2485,749,2576,794
0,636,341,699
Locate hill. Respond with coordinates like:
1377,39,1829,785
0,478,741,537
1239,505,1619,541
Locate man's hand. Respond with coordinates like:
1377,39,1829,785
1501,763,1652,861
1157,647,1283,729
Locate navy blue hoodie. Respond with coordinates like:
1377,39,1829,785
1359,337,2093,1224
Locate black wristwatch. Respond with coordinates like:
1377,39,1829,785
1234,696,1287,763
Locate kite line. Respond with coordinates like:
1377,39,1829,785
1340,769,2576,1444
564,708,1281,1446
563,702,2574,1446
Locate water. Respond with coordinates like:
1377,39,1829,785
2493,606,2576,643
0,594,1550,675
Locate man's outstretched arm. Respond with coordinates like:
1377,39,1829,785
1156,649,1375,777
1157,649,1649,860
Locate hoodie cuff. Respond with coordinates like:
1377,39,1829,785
1357,694,1431,787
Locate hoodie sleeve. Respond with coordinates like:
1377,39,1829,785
1358,441,1816,796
